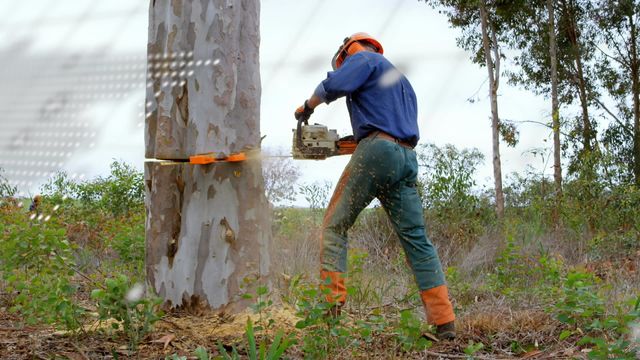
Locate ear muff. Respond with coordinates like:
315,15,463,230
331,41,371,70
345,41,367,56
331,33,383,70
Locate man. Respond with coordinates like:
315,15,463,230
294,32,456,339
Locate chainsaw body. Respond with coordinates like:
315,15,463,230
292,119,356,160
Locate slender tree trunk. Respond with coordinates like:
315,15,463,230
561,0,593,154
574,51,592,153
144,0,270,312
479,1,504,219
630,13,640,186
548,0,563,226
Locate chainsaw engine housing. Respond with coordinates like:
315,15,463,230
292,124,339,160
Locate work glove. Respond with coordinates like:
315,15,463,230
294,100,314,122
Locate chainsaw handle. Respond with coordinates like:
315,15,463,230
296,116,308,150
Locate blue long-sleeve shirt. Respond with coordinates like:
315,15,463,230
313,51,419,146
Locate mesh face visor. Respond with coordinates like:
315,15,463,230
331,37,351,70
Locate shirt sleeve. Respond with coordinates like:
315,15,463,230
313,53,373,104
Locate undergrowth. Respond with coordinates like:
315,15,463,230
0,150,639,358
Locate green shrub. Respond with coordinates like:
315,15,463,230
91,274,162,350
41,160,144,218
0,168,17,198
393,309,432,352
0,212,84,330
418,143,489,248
553,271,640,358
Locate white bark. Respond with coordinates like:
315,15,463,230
479,1,505,218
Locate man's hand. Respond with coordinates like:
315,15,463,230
294,100,314,122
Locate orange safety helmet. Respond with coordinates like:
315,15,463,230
331,32,383,70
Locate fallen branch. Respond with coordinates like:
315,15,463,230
159,317,184,330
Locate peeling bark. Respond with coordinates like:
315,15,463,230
145,0,261,160
145,160,270,311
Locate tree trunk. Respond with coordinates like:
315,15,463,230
145,161,270,311
548,0,563,226
144,0,270,311
630,13,640,186
574,51,592,153
561,0,593,154
479,1,505,219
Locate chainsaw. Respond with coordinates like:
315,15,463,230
292,117,357,160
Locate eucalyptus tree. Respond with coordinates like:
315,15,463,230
495,0,564,222
424,0,526,218
557,0,599,158
592,0,640,185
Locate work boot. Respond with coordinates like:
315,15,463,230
420,285,456,340
435,321,456,340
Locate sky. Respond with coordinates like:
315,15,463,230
0,0,555,205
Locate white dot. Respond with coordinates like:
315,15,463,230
213,59,221,65
204,59,211,66
44,215,51,222
187,70,194,77
53,205,60,211
29,213,36,220
195,60,203,66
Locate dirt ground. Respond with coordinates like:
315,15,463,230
0,304,591,360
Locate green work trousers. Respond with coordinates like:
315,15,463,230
321,135,446,290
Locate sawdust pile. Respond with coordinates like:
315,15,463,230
161,305,301,340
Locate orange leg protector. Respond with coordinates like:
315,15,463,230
420,285,455,326
320,270,347,304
